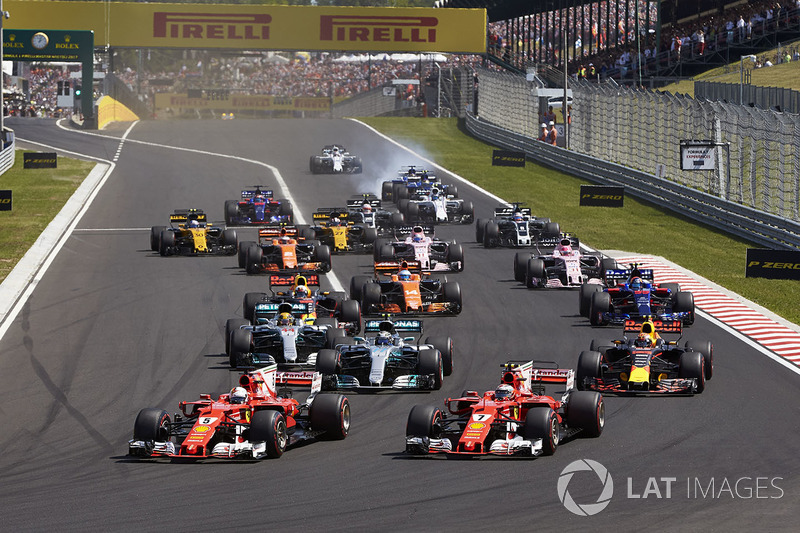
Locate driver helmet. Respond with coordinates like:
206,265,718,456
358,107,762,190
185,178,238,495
331,217,341,226
277,312,293,326
629,277,643,291
375,331,393,346
189,219,200,228
398,269,412,281
635,333,653,348
230,386,248,404
557,238,572,253
513,212,524,222
332,147,340,154
280,236,291,244
495,384,514,401
361,203,372,214
293,285,311,299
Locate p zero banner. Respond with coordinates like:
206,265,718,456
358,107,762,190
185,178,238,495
155,93,330,113
491,150,525,167
0,190,11,211
745,249,800,280
5,2,487,53
23,152,58,169
579,185,624,207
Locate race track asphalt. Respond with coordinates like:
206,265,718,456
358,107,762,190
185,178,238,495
1,117,797,531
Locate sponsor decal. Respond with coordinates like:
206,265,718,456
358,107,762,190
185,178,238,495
153,12,272,40
0,190,11,211
193,426,211,433
746,249,800,280
463,431,482,438
320,15,437,44
467,422,485,430
23,152,58,169
579,185,624,207
679,140,717,170
491,150,526,167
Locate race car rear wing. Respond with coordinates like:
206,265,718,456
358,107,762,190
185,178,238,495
346,197,382,209
269,274,320,288
258,225,299,240
500,360,575,393
170,209,207,223
364,318,423,333
254,301,313,321
604,268,655,282
241,188,274,199
623,318,682,334
535,234,580,249
494,206,532,219
395,224,435,236
313,208,351,221
375,260,423,275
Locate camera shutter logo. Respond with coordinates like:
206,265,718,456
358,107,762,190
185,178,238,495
557,459,614,516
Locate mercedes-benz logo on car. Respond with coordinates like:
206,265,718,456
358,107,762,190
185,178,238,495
557,459,614,516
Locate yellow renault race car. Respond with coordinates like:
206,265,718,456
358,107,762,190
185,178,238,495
150,209,238,256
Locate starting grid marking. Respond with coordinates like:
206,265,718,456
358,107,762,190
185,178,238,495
616,256,800,367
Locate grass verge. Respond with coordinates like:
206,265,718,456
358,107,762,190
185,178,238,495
0,152,95,281
360,117,800,326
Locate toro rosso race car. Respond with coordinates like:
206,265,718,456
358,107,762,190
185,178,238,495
514,235,615,288
397,187,474,225
308,208,378,254
316,317,455,391
405,361,604,457
309,145,363,174
349,262,462,317
580,264,695,326
476,204,560,248
128,365,349,460
577,318,712,394
149,209,238,256
238,274,361,334
238,226,332,275
224,186,293,226
374,225,464,273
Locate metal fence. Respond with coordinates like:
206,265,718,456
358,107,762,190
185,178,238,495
696,81,800,114
471,67,800,245
0,129,16,175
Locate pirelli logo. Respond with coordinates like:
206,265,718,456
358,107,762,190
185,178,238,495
319,15,437,43
153,12,272,40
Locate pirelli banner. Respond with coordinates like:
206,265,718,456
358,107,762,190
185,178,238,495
746,249,800,280
155,93,330,114
5,2,487,53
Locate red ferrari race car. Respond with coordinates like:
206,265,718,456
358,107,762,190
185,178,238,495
577,318,713,394
405,360,604,457
128,365,349,460
238,225,332,275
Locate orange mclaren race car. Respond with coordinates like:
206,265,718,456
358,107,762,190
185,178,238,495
128,365,349,460
238,226,332,275
405,361,604,457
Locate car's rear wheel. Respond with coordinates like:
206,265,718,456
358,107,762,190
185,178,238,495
339,299,361,326
442,282,462,314
250,410,287,458
579,284,602,317
242,292,266,322
382,181,393,201
221,229,238,250
238,241,256,269
362,283,382,313
224,200,239,226
245,246,263,274
316,348,341,375
483,222,499,248
576,350,602,390
673,291,695,325
349,275,372,302
513,252,529,282
475,219,486,243
150,226,165,252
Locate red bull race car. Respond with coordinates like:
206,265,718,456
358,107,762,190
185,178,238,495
405,361,604,457
577,318,712,394
128,365,349,460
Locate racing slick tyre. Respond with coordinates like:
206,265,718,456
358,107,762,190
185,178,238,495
424,336,454,376
543,222,560,237
579,284,602,317
406,405,442,441
685,340,713,380
390,212,405,227
447,243,464,271
339,299,361,325
310,393,350,440
662,282,681,295
382,181,393,201
314,245,332,272
405,202,419,223
310,156,320,174
349,275,372,302
158,230,176,256
221,229,238,251
325,328,347,349
362,283,382,313
396,185,409,200
483,221,499,248
417,348,443,390
278,199,293,220
566,391,605,437
245,246,263,274
442,282,462,314
238,241,257,269
448,184,459,198
371,239,388,262
526,258,546,289
475,219,486,243
363,227,378,245
150,226,166,252
397,199,409,216
133,408,171,444
243,292,266,322
576,350,602,390
376,244,395,262
314,317,339,330
224,200,239,226
589,338,615,355
589,291,611,326
673,291,695,325
678,351,706,393
316,349,341,376
230,328,253,368
353,157,364,174
513,253,529,282
225,318,250,355
600,258,618,280
250,410,288,458
299,226,316,241
523,407,559,456
460,201,474,224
